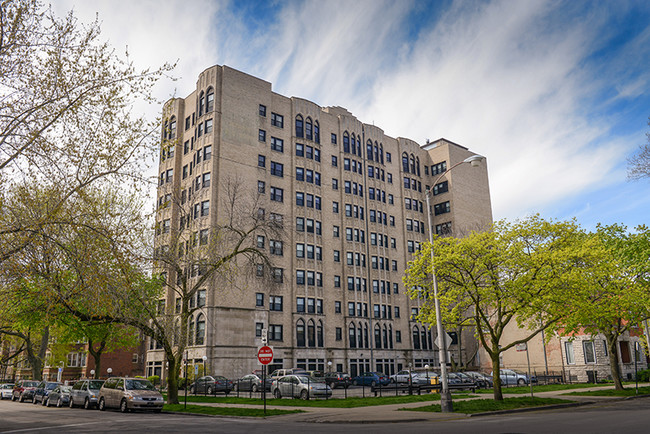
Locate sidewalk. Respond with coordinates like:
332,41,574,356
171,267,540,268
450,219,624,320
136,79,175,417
180,384,650,424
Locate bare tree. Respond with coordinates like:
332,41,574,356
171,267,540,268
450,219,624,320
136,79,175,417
628,117,650,180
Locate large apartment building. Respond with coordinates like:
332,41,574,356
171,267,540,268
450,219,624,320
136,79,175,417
149,65,492,380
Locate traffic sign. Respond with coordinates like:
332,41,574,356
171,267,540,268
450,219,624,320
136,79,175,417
516,343,528,352
434,332,453,350
261,328,268,344
257,346,273,365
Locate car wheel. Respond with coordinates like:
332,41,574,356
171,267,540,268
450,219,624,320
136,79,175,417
371,380,377,387
273,389,281,399
42,397,48,406
189,386,195,394
11,394,16,402
69,398,74,408
517,379,525,386
353,380,359,386
251,384,258,393
32,396,38,404
207,386,214,395
57,398,63,408
120,399,129,413
84,398,91,409
98,397,106,411
18,394,24,403
300,390,308,400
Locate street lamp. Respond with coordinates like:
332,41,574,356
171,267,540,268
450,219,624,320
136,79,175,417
90,369,95,379
425,364,430,382
202,355,208,377
106,367,112,378
425,154,484,413
327,361,332,373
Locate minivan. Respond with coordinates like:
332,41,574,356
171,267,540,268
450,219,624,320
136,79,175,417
98,377,163,413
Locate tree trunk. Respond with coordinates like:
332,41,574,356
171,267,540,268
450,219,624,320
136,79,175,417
606,334,624,391
87,337,107,379
491,349,503,401
166,354,180,404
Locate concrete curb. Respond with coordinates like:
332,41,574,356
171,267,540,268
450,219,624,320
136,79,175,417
467,400,593,417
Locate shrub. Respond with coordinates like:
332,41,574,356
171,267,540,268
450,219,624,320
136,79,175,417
635,369,650,382
148,375,160,385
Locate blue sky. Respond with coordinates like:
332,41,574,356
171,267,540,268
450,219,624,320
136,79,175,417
56,0,650,230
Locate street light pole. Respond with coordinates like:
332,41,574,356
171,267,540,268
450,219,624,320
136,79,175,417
424,154,484,413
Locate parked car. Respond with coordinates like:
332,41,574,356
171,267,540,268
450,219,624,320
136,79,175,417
12,380,39,402
353,372,390,387
269,368,306,382
189,375,233,395
69,379,105,409
271,375,332,399
324,372,352,389
492,369,537,386
46,385,72,407
0,383,14,400
464,371,493,388
390,369,438,385
449,372,477,389
33,381,61,405
98,377,164,413
236,374,271,392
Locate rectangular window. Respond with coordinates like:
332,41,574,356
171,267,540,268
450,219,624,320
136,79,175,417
259,104,267,117
258,180,266,194
270,161,283,177
331,155,338,167
256,322,263,337
296,217,304,232
331,133,337,144
272,268,283,283
334,275,340,287
434,201,450,215
258,154,266,168
433,180,448,195
270,187,283,202
583,341,596,364
258,129,266,142
297,297,305,313
565,341,575,364
269,240,283,256
296,192,304,206
256,235,265,248
201,200,210,217
271,137,284,152
269,295,283,311
202,172,211,187
256,293,264,307
271,112,284,128
296,243,305,258
336,328,342,341
269,325,283,341
205,118,213,133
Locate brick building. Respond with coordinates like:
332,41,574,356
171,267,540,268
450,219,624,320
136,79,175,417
149,65,493,380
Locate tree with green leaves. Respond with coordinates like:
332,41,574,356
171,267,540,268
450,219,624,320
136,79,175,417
559,224,650,390
404,215,593,400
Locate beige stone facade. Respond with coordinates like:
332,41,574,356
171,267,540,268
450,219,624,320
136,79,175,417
150,65,493,380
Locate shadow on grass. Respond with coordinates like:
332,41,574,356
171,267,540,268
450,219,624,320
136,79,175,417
164,404,303,417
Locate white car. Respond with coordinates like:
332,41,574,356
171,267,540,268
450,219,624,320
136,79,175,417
0,383,14,400
390,370,437,385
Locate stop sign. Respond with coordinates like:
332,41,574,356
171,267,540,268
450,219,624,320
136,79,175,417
257,346,273,365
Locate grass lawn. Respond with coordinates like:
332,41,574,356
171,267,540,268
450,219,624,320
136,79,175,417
165,393,475,408
163,403,302,417
402,397,574,414
564,386,650,397
474,383,614,394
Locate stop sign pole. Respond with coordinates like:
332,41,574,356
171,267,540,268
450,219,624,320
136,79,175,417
257,346,273,415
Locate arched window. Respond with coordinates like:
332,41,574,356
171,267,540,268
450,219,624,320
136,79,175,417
367,140,373,161
314,121,320,143
295,115,304,138
307,319,316,347
388,325,393,349
416,157,421,177
410,154,415,174
421,328,427,350
349,323,357,348
374,142,379,162
162,120,168,141
305,117,313,141
296,319,305,347
350,133,356,156
363,323,369,348
343,132,350,153
402,153,409,173
383,325,388,349
206,87,214,112
380,144,384,164
188,317,195,346
169,116,176,140
412,326,421,350
195,314,206,345
317,320,323,347
374,325,381,349
173,319,180,346
358,323,363,348
198,91,205,117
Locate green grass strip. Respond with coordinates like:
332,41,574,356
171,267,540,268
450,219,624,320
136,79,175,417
474,383,614,394
564,386,650,397
402,397,573,414
163,403,302,417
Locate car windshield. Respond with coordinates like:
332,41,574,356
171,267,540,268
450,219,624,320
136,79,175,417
297,376,325,383
60,386,72,392
24,381,38,387
46,383,59,390
89,380,104,389
125,379,156,391
2,384,13,389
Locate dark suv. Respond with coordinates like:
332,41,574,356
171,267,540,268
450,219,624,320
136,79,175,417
324,372,352,389
12,380,39,402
